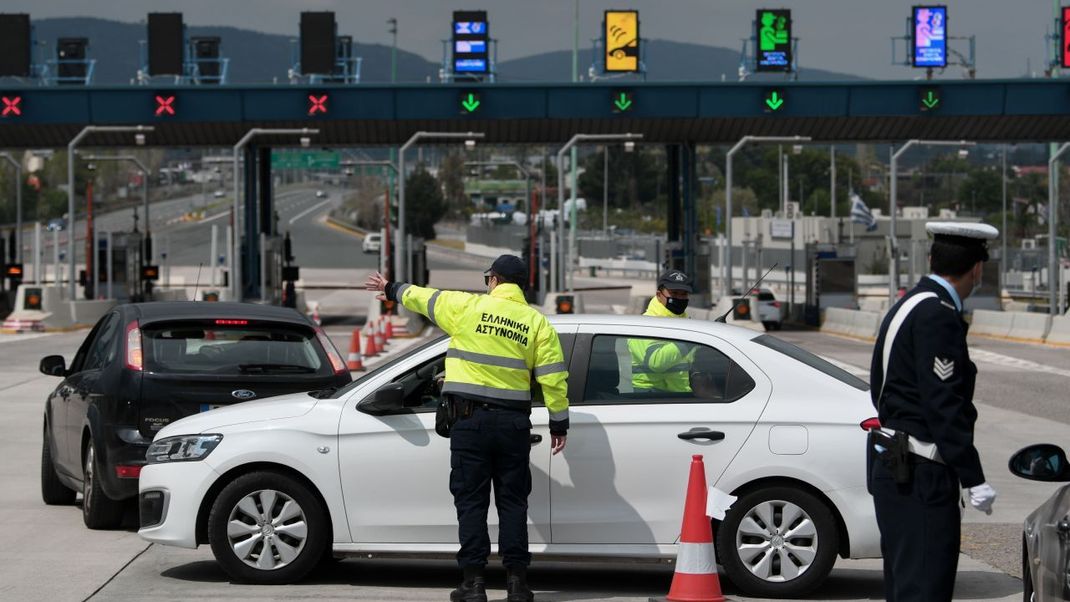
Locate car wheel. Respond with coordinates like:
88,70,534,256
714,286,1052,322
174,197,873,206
762,321,773,331
82,440,125,529
41,422,75,505
716,486,838,598
208,471,328,585
772,321,783,331
1023,536,1034,602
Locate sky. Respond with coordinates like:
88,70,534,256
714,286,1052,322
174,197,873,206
4,0,1059,79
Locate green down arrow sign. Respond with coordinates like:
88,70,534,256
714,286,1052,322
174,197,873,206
921,89,940,111
613,92,633,112
461,92,481,114
764,90,785,112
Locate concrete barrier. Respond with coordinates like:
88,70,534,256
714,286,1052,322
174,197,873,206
1,285,74,332
850,310,882,340
69,300,117,326
821,308,856,337
1046,316,1070,346
1006,312,1052,343
970,309,1014,339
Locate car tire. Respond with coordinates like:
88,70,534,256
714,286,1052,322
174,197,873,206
1022,537,1034,602
41,423,75,505
82,440,125,529
716,486,838,599
762,321,773,331
208,471,328,585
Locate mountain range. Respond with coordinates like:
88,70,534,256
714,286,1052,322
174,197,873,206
30,17,863,85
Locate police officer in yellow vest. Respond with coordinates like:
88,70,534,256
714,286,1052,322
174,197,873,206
365,255,568,602
630,269,694,392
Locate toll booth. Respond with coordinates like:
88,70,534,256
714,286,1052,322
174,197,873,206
410,238,429,287
259,234,286,305
86,231,143,302
804,243,857,325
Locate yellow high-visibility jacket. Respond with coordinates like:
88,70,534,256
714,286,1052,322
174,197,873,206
629,296,693,392
396,282,570,433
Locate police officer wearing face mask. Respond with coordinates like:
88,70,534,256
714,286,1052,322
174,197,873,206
868,222,998,602
629,270,694,392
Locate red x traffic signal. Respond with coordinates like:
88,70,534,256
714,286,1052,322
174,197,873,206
307,94,327,115
154,95,176,117
1,96,22,117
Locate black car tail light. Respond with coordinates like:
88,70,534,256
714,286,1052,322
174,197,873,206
126,321,143,371
139,490,167,528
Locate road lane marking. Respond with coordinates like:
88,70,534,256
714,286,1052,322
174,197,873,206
969,348,1070,379
289,198,334,225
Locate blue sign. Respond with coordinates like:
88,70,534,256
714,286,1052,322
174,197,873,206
912,6,947,68
455,40,487,54
454,21,486,35
453,10,490,75
454,59,487,73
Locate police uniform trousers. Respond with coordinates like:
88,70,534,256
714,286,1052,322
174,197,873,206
868,446,961,602
449,405,533,569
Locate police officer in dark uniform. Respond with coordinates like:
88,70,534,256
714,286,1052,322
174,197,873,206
868,222,998,602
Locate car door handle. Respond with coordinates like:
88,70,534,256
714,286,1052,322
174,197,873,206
529,434,542,445
678,429,726,441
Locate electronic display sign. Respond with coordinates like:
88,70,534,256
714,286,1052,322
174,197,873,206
755,9,792,72
604,10,639,73
912,6,947,68
452,11,489,75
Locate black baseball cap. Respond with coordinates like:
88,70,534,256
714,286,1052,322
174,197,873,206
657,269,693,292
487,254,528,280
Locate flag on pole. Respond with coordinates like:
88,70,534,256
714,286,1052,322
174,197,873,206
850,193,878,231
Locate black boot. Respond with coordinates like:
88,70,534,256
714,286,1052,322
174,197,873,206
450,566,488,602
506,566,534,602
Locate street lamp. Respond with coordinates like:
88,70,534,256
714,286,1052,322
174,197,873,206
66,125,154,300
0,153,22,262
83,154,151,263
232,128,319,301
889,139,974,301
1048,143,1070,315
554,133,643,291
397,131,484,282
723,135,811,298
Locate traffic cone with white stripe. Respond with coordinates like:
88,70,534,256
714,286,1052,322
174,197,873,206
363,324,379,357
652,454,726,602
384,312,395,340
346,328,364,371
374,317,385,349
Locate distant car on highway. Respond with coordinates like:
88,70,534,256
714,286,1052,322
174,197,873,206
1010,443,1070,601
756,288,784,331
315,190,327,199
213,189,225,198
362,233,381,254
47,217,66,232
39,302,351,530
138,315,880,597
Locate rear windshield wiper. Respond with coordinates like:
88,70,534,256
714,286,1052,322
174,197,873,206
239,363,317,374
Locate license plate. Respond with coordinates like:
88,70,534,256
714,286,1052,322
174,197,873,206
200,404,225,413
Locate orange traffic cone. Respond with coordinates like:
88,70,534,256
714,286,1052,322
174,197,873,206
653,454,726,602
311,305,322,326
374,318,385,349
346,328,364,371
363,324,379,357
384,313,394,340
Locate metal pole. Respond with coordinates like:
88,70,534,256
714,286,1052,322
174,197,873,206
225,225,233,299
52,228,58,285
105,230,112,300
830,146,836,219
210,224,218,287
572,0,579,82
91,230,99,299
783,154,789,214
1001,145,1008,292
0,154,21,261
603,145,609,237
568,147,578,290
1048,142,1070,315
889,141,915,301
259,231,267,302
33,222,41,285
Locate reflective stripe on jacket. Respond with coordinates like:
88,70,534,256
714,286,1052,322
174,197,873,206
398,282,569,432
629,296,693,392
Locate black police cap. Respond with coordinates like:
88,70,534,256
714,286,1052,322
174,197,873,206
487,254,528,280
658,269,693,292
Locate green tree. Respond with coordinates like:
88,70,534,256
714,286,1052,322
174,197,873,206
439,152,468,219
406,165,446,240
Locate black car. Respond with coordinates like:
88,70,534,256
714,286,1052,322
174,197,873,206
39,302,351,529
1011,443,1070,602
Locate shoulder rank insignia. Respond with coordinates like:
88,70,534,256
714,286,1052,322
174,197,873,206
933,357,954,381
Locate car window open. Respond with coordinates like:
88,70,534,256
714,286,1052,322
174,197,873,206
581,334,755,405
752,334,869,391
142,321,329,375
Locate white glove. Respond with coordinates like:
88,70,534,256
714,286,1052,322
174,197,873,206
968,483,997,515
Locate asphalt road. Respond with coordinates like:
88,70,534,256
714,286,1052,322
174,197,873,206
0,324,1049,602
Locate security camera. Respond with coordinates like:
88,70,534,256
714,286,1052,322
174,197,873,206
792,144,803,155
465,139,477,151
135,133,146,146
300,137,311,148
624,141,636,153
957,148,969,159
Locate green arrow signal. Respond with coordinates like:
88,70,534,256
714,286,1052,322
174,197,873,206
461,93,480,113
614,92,633,111
765,91,784,111
922,90,940,109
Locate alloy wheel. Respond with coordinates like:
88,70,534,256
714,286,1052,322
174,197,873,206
226,489,309,570
735,499,819,582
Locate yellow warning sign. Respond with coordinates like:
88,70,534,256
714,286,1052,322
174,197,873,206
604,10,639,72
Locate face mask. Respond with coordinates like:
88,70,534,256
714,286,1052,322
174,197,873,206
663,295,689,315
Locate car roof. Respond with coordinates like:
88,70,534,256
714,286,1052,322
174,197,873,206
546,313,761,344
129,302,312,327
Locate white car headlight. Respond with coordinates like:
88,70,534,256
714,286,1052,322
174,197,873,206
146,434,223,464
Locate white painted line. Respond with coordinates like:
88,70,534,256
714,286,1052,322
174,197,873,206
0,332,59,344
289,198,334,225
970,348,1070,379
200,211,230,224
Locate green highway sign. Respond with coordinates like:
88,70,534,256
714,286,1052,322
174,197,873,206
919,87,941,112
271,150,340,170
764,89,785,112
460,91,482,114
612,90,634,113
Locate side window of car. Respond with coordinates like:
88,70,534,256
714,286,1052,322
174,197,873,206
82,314,121,372
581,334,755,404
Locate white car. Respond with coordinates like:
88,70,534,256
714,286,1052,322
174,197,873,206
213,189,225,198
756,289,784,331
315,190,327,199
137,315,880,598
362,233,381,254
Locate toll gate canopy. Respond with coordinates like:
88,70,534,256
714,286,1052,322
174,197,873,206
1,79,1070,147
